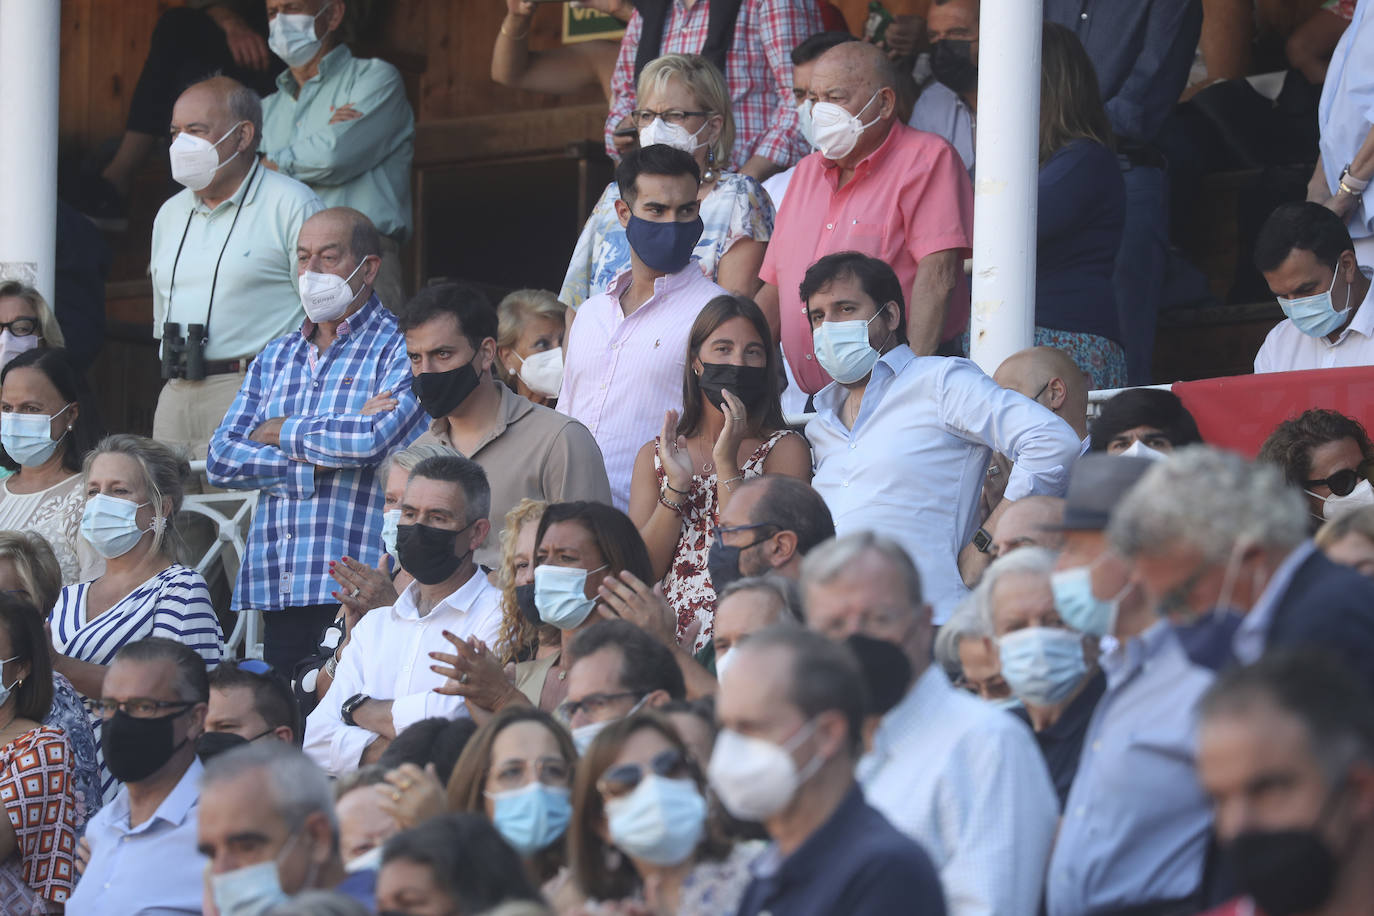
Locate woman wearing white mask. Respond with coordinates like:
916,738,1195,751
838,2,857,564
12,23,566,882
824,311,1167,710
1259,407,1374,527
559,54,774,306
0,282,64,375
566,714,758,914
48,434,224,801
0,348,103,585
495,290,568,408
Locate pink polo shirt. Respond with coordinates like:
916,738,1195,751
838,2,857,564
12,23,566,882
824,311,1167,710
761,122,974,395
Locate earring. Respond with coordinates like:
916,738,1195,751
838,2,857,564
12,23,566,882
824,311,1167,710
702,148,717,184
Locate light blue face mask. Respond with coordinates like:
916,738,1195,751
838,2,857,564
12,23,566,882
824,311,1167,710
80,493,157,560
605,774,707,867
811,309,890,385
0,404,70,467
1278,262,1351,339
380,508,401,557
997,626,1089,707
1050,564,1119,638
533,563,607,630
488,782,573,856
212,831,316,916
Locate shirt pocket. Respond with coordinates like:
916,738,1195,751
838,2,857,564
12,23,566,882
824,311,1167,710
836,218,888,256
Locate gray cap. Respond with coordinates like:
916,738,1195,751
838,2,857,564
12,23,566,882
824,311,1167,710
1053,454,1157,531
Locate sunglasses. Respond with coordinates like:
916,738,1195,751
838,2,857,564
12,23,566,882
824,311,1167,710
597,748,692,800
1303,459,1374,497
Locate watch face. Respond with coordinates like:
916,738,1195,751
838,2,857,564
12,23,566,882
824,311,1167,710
973,528,992,552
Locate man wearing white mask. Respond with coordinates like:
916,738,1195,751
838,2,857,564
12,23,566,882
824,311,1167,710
802,252,1080,623
713,625,946,915
151,75,323,460
208,207,426,673
1253,201,1374,373
756,39,973,406
261,0,415,311
559,619,686,755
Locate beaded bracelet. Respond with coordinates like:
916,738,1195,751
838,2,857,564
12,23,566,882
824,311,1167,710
658,493,684,513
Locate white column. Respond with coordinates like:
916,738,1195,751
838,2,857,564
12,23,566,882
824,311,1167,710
968,0,1042,375
0,0,60,302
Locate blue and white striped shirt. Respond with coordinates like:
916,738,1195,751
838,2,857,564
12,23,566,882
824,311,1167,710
207,295,426,611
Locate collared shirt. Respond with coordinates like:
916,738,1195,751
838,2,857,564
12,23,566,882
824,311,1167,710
1254,269,1374,372
808,346,1080,621
603,0,823,169
557,265,726,509
1046,621,1216,916
1044,0,1202,144
263,45,414,242
1319,0,1374,241
858,666,1059,916
909,81,976,173
416,382,612,569
67,758,206,916
1027,668,1107,809
303,572,503,775
761,123,974,394
736,784,946,916
207,296,426,611
1233,541,1316,665
150,161,323,361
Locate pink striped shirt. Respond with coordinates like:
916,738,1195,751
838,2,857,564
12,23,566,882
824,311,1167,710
558,264,726,509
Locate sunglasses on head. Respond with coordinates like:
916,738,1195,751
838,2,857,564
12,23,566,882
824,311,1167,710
1304,459,1374,497
597,748,692,800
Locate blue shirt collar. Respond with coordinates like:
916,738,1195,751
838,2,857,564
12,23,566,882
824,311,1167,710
813,343,916,418
276,44,353,95
111,757,203,835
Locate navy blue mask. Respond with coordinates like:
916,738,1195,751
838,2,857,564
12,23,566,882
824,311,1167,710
625,214,704,273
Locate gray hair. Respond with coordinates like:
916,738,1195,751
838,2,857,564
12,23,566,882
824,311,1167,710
226,82,263,153
83,434,191,562
379,441,460,485
0,281,64,348
933,594,992,677
409,454,492,526
801,531,923,613
202,743,338,840
1109,445,1308,564
265,891,372,916
716,573,803,623
333,764,388,801
974,546,1059,632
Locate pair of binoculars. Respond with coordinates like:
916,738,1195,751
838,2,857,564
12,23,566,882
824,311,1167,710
161,322,208,380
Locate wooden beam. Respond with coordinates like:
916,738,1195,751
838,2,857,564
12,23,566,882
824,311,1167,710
413,105,608,167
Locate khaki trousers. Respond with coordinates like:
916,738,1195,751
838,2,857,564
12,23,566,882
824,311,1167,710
152,372,248,463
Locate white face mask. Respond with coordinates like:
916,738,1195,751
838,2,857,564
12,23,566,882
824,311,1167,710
707,721,822,822
1117,439,1169,462
512,347,564,398
812,309,889,384
570,694,647,756
169,121,245,192
268,1,332,68
0,655,23,709
299,258,366,323
1319,478,1374,520
1,404,70,468
638,117,710,155
714,647,736,684
0,329,39,372
80,493,159,560
381,508,401,557
810,91,882,160
797,99,818,150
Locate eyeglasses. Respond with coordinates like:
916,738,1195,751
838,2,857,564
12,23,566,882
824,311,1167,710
1303,460,1374,497
0,318,38,337
556,691,640,724
630,108,711,128
90,697,195,719
488,755,572,792
597,748,692,800
712,521,780,547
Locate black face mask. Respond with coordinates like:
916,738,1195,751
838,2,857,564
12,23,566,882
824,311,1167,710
396,522,473,586
195,730,251,763
514,583,541,627
698,363,770,411
413,362,482,419
1226,828,1340,916
930,39,978,94
844,633,913,716
707,527,775,592
104,707,193,783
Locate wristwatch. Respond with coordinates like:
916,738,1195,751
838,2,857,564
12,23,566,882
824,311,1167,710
340,693,369,727
972,527,993,554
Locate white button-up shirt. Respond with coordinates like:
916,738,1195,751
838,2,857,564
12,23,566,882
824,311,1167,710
557,264,725,509
304,570,503,776
809,346,1080,621
1254,269,1374,372
858,666,1059,916
67,758,207,915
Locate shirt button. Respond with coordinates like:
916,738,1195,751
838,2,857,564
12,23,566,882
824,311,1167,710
285,533,292,540
599,383,607,390
826,223,833,230
1080,11,1087,19
850,443,857,449
804,353,813,360
1092,740,1101,752
842,481,849,487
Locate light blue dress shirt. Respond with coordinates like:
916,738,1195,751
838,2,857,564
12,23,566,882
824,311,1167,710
263,45,415,241
1046,621,1216,916
1232,541,1316,664
909,81,976,174
66,758,206,916
808,346,1081,621
1319,0,1373,242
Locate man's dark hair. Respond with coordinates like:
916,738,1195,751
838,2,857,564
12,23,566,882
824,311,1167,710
209,663,302,744
395,281,497,350
568,619,686,701
798,251,909,342
114,637,210,703
0,595,52,721
382,813,543,910
615,144,701,207
792,31,858,66
535,501,655,585
1254,201,1355,274
378,717,478,778
1200,649,1374,784
742,625,868,755
749,475,836,555
409,454,493,528
0,347,105,473
1089,388,1203,452
1258,408,1374,488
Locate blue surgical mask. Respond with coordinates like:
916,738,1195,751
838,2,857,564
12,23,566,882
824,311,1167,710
268,1,332,68
1050,564,1119,638
1278,263,1351,339
380,508,401,557
988,695,1024,712
1,404,70,467
80,493,157,560
534,564,607,630
488,782,572,856
812,309,890,384
998,627,1089,707
605,774,707,866
624,214,704,274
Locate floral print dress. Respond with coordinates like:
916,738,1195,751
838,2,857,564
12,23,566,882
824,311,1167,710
654,429,795,650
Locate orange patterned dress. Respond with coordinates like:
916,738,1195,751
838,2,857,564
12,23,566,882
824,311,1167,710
0,727,77,915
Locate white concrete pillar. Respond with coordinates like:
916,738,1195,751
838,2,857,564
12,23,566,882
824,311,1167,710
968,0,1042,375
0,0,60,302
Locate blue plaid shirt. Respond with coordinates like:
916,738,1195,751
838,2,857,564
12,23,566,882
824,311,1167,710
208,295,425,611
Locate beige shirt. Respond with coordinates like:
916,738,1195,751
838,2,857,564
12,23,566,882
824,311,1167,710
417,383,613,568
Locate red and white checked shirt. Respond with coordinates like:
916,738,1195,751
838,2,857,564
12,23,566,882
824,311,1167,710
605,0,823,170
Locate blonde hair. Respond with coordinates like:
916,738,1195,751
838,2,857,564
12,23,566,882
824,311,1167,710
637,54,735,170
495,498,552,665
495,290,567,387
82,434,191,562
0,531,63,613
0,281,64,348
1316,505,1374,550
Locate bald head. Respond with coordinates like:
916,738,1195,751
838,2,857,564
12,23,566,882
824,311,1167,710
301,207,382,263
990,495,1066,558
297,208,382,313
993,346,1088,438
813,40,902,95
807,42,900,164
173,76,262,155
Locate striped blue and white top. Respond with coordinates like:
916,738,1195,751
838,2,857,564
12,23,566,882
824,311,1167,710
50,563,224,801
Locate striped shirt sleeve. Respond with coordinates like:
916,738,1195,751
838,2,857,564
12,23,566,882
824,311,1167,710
149,567,225,665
